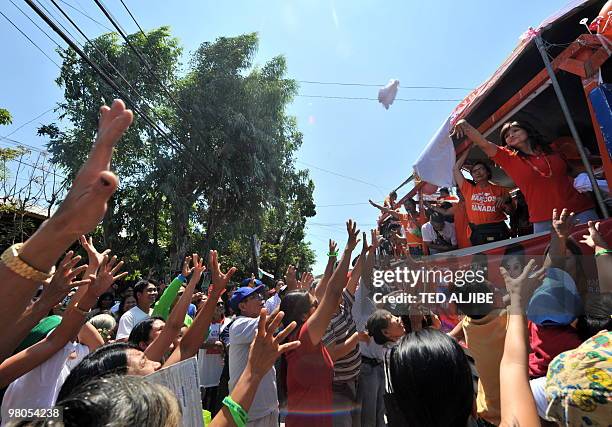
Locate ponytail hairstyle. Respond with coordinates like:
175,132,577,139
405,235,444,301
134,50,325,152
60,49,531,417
500,120,552,156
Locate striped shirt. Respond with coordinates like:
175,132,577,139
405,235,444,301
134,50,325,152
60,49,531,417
322,289,361,382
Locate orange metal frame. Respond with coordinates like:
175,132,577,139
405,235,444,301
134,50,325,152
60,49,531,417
454,34,612,187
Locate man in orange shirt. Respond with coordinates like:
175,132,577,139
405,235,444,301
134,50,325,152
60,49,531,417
454,150,513,246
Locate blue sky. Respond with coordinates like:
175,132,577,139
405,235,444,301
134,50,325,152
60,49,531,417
0,0,571,274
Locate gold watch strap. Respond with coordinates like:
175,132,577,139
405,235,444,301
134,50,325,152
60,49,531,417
1,243,55,282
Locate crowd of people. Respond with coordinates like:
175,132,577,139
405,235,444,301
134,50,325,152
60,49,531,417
0,99,610,427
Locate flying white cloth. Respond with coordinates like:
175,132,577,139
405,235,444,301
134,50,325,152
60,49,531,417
378,79,400,109
413,117,456,188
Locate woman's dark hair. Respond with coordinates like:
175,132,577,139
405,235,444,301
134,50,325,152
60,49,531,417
386,329,474,427
471,161,493,180
54,375,181,427
128,316,165,348
500,120,552,156
366,310,393,345
279,289,312,332
95,292,115,310
57,342,141,402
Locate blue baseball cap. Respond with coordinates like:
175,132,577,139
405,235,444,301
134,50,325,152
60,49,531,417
241,278,263,287
229,285,264,311
527,268,582,326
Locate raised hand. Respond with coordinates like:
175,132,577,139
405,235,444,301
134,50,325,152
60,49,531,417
370,229,381,251
284,265,298,291
87,254,127,297
208,250,236,295
551,208,575,240
298,272,314,290
360,231,371,256
79,235,110,272
346,219,360,251
451,119,474,139
499,259,546,310
40,252,90,307
329,239,338,256
580,221,608,251
50,100,133,237
182,255,193,278
247,309,300,378
190,253,206,282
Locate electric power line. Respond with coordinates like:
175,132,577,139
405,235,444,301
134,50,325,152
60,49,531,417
0,106,56,141
296,160,385,195
9,0,63,47
0,8,61,68
316,202,371,207
56,0,113,32
118,0,145,37
297,95,461,102
24,0,197,166
298,80,472,90
48,0,187,155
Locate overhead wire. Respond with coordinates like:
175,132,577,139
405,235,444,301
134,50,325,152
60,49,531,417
0,8,61,68
89,0,220,177
47,0,188,155
297,80,472,90
296,160,385,195
118,0,145,37
297,94,461,102
0,106,56,141
56,0,113,32
9,0,63,47
24,0,202,172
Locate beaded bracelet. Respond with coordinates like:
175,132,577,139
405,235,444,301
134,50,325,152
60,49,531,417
595,249,612,257
327,251,339,257
222,396,248,427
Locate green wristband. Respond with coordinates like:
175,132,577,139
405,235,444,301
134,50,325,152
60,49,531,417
595,249,612,257
222,396,248,427
327,251,339,257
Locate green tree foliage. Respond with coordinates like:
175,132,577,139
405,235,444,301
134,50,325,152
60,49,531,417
44,29,316,278
0,108,12,126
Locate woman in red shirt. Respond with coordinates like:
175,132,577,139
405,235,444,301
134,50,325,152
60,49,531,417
279,220,361,427
453,120,597,233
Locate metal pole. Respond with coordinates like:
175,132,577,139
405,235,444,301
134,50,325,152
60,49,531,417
534,34,609,218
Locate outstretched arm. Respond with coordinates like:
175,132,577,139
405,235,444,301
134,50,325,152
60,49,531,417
452,120,498,158
210,310,300,427
146,254,205,362
0,101,132,350
369,200,402,220
453,148,470,188
0,254,126,387
580,221,612,293
164,250,236,366
499,259,545,427
315,240,338,302
306,220,360,346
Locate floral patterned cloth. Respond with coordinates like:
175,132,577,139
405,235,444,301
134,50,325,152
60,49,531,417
545,330,611,426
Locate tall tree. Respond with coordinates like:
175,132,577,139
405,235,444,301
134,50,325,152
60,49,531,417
43,28,315,277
